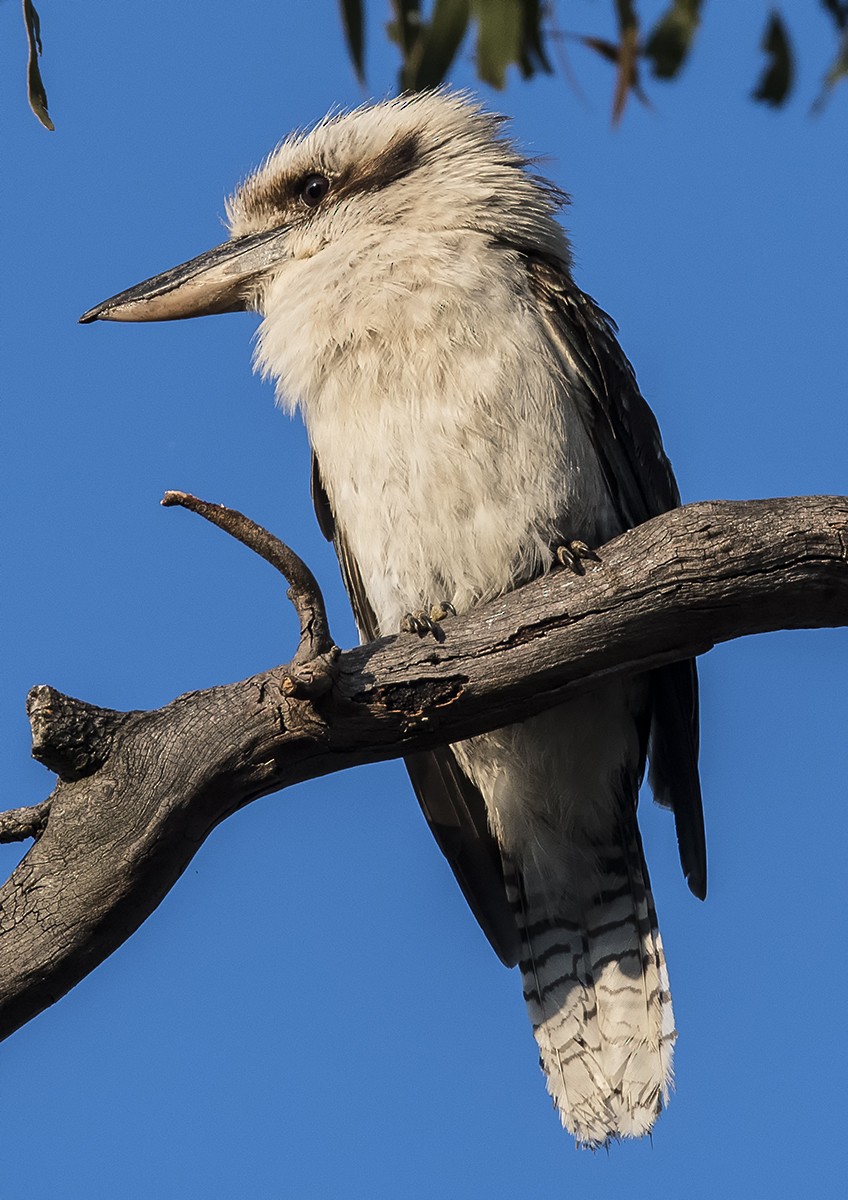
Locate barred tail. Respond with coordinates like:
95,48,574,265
507,823,675,1148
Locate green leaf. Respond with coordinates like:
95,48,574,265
580,33,650,126
580,37,622,67
612,21,641,125
821,1,848,33
339,0,366,83
390,0,422,55
22,0,53,131
406,0,471,91
644,0,703,80
473,0,525,90
389,0,423,90
614,0,638,35
606,1,644,123
813,25,848,110
517,0,553,78
752,11,794,107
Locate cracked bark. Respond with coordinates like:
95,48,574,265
1,494,846,1043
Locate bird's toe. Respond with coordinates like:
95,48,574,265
555,539,601,575
400,608,448,641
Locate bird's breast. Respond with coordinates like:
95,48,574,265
259,231,617,632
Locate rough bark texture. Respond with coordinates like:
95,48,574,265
1,496,846,1042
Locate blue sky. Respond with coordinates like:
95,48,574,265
2,3,846,1196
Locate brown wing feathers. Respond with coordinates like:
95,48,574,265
311,454,521,962
525,254,706,899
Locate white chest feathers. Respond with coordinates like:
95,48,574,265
256,229,615,632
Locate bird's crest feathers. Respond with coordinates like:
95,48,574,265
226,90,570,267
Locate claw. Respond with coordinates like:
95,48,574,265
400,602,453,642
400,611,427,636
429,600,456,623
555,539,600,576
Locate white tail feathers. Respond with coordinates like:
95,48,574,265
507,828,675,1148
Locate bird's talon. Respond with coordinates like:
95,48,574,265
400,612,424,635
556,540,600,575
400,609,447,642
429,600,456,623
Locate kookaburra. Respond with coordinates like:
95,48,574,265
81,91,705,1147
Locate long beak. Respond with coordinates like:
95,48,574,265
79,225,295,324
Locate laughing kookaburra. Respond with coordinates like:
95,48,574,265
81,90,705,1148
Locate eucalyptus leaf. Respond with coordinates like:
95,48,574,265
388,0,422,57
752,12,794,107
473,0,523,90
821,1,848,33
645,0,703,80
612,22,641,124
581,37,622,67
813,26,848,110
339,0,366,83
22,0,53,131
614,0,638,34
518,0,553,78
407,0,471,91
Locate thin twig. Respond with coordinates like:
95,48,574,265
161,491,335,662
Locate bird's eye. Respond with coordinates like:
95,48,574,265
299,173,330,208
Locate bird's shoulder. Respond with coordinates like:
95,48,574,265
520,249,681,527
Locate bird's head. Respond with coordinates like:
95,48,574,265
79,90,571,328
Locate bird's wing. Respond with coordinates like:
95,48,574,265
526,254,707,899
310,454,521,965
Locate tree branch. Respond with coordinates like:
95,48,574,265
161,490,335,665
1,495,846,1042
0,800,51,844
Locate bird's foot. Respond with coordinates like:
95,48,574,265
400,601,456,641
555,539,600,576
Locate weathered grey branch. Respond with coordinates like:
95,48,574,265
161,489,335,664
1,495,846,1042
0,800,51,844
